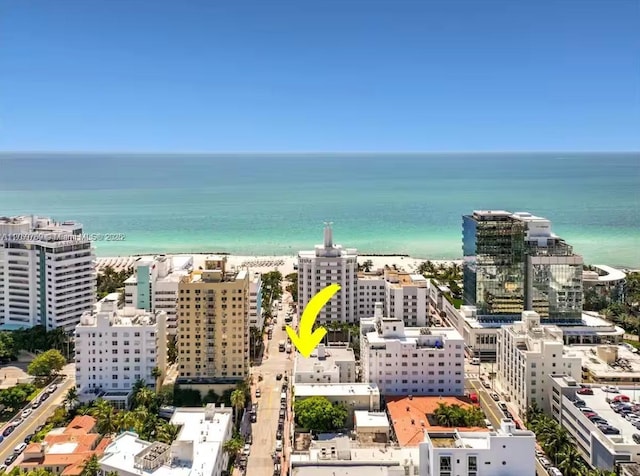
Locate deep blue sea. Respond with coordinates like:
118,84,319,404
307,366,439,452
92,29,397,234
0,152,638,267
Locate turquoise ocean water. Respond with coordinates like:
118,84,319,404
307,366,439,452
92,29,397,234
0,152,638,267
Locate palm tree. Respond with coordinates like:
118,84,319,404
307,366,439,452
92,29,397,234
151,367,163,389
64,387,78,409
90,399,117,435
114,410,137,433
222,433,244,460
557,445,585,476
156,422,180,444
80,455,100,476
230,389,245,427
544,427,571,464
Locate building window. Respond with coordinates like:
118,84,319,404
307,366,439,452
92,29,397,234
469,456,477,476
440,456,451,476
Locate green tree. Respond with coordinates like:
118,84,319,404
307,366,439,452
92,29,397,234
0,386,28,411
222,432,244,459
230,388,245,427
285,272,299,302
27,349,66,378
97,266,133,299
0,332,18,360
80,454,100,476
262,270,283,308
167,336,178,365
90,399,118,434
64,387,78,408
151,366,163,387
294,396,348,432
557,444,586,476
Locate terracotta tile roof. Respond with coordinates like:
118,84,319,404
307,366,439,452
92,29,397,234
386,396,489,447
24,443,42,453
44,433,99,452
18,416,109,475
63,415,97,435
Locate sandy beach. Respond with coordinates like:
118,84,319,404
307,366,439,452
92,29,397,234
95,253,462,276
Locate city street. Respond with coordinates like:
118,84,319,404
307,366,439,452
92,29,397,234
244,294,295,476
0,363,75,470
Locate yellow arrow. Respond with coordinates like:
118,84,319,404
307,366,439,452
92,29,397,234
286,284,340,358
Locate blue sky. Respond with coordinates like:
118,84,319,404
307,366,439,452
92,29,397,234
1,0,638,152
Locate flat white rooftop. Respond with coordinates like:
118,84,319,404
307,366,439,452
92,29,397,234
354,411,389,429
569,345,640,379
294,383,379,398
364,326,462,345
98,407,232,476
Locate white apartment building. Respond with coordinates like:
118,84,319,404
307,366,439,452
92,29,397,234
248,272,264,329
99,405,233,476
124,255,193,335
361,303,465,396
384,267,429,327
293,343,356,384
0,215,96,331
356,271,385,320
496,311,581,415
298,224,358,324
74,298,167,407
419,419,536,476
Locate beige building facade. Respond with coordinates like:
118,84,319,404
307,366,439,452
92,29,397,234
177,256,249,381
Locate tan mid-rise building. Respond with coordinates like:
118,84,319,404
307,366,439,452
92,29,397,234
177,256,249,381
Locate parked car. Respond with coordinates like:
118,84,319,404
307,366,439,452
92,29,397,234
579,407,595,413
275,440,283,451
21,408,32,419
3,426,15,437
24,434,34,443
255,389,261,398
490,392,499,401
13,442,27,454
612,395,630,403
243,444,251,456
549,467,563,476
46,384,57,394
4,454,16,466
602,385,619,393
276,429,283,440
276,373,283,381
31,400,40,409
0,464,7,473
540,457,552,468
577,388,593,395
633,434,640,444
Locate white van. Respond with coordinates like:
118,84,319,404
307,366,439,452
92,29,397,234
470,357,480,365
14,442,27,454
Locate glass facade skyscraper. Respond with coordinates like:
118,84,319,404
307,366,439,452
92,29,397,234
463,210,583,322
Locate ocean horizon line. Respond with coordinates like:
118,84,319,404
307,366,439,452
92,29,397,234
1,150,639,157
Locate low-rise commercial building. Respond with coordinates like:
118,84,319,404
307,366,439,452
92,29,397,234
99,405,233,476
361,303,465,396
293,383,380,423
290,435,419,476
354,411,390,444
496,311,582,414
293,343,356,384
74,298,167,407
571,344,640,385
549,375,640,470
419,419,536,476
